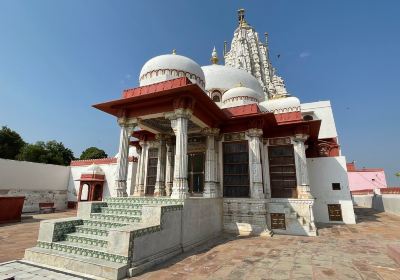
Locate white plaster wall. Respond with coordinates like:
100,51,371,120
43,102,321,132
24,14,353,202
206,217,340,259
0,158,70,212
307,156,356,224
68,161,137,201
301,101,338,140
0,158,70,191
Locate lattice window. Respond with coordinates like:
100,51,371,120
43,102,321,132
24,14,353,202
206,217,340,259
223,141,249,197
146,148,158,195
268,145,297,198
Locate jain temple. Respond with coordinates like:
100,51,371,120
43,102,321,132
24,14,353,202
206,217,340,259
24,9,357,279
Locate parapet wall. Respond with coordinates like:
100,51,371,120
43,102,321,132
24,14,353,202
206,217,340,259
0,158,70,212
353,193,400,215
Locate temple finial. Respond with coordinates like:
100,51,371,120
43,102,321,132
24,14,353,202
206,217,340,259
211,46,219,64
172,49,176,55
238,8,245,24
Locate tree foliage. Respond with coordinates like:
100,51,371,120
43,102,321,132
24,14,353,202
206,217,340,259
80,147,108,160
0,126,26,159
17,140,75,166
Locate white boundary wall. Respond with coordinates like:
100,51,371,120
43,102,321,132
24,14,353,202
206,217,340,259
307,156,356,224
0,158,70,212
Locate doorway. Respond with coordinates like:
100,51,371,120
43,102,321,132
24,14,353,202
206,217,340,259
188,153,204,194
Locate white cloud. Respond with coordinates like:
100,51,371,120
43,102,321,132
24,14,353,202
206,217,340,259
299,51,311,59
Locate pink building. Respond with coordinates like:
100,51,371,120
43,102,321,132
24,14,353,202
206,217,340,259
347,162,387,191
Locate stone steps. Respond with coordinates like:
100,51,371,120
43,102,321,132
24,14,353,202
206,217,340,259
75,225,109,237
90,213,141,224
65,232,108,249
25,247,128,280
105,202,143,210
104,197,183,205
101,207,142,216
82,219,128,229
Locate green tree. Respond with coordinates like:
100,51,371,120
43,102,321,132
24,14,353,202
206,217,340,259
80,147,108,160
0,126,26,159
17,140,74,166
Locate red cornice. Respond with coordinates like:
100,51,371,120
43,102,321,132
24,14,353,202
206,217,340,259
70,156,137,166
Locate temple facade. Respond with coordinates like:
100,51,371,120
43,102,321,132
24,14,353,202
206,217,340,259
25,10,356,279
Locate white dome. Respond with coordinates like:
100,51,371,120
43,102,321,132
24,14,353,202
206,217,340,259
82,164,104,175
201,64,264,100
222,86,260,108
139,54,205,89
259,96,301,114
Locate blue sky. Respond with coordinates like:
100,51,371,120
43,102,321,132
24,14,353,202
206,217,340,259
0,1,399,185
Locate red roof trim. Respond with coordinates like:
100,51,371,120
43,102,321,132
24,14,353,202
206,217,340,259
70,156,137,166
122,77,192,99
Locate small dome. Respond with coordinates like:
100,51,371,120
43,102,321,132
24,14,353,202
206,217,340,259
259,96,301,114
82,164,104,175
201,64,264,100
139,53,205,89
222,86,260,108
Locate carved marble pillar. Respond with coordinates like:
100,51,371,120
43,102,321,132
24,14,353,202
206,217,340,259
247,128,264,199
202,128,220,198
154,135,167,196
293,134,313,199
115,118,136,197
132,145,142,195
262,140,271,198
165,138,174,196
134,140,148,196
166,109,191,199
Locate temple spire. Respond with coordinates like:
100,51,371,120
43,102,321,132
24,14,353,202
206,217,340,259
211,46,219,64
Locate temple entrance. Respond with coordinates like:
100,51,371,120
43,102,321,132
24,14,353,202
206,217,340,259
188,153,204,194
146,148,158,195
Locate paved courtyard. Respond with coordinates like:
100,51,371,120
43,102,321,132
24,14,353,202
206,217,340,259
0,207,399,279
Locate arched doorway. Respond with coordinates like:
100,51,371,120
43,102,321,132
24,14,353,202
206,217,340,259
77,164,105,202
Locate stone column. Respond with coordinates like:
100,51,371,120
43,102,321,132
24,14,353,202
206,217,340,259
293,134,313,199
166,109,191,199
247,128,264,199
202,128,220,198
262,140,271,198
134,140,148,196
165,138,174,196
132,145,142,195
154,135,167,196
115,118,136,197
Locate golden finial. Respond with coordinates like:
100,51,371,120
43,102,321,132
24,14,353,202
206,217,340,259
172,49,176,55
211,46,219,64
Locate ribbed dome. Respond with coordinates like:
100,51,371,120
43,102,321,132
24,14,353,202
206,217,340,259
222,86,260,108
201,64,264,100
81,164,104,175
259,96,301,114
139,54,205,89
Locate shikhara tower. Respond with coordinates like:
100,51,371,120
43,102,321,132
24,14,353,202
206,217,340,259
224,8,289,99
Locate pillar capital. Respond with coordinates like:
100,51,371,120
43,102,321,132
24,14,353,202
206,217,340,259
117,117,137,127
246,128,263,138
164,108,192,121
201,127,220,136
293,133,309,142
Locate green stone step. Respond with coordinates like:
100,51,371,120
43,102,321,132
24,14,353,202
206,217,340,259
90,213,141,224
82,219,128,229
100,207,142,216
38,241,129,264
75,225,109,237
104,197,183,205
64,232,108,248
105,202,143,210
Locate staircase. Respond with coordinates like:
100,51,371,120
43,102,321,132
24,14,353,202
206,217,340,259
25,197,183,280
